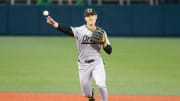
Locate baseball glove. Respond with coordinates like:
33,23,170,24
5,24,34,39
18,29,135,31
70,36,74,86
90,27,105,44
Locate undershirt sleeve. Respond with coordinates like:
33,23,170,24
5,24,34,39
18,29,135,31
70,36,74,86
56,25,74,36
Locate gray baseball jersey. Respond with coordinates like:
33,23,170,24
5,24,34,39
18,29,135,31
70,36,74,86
71,25,110,63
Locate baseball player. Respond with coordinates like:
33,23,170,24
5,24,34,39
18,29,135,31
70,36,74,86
46,8,112,101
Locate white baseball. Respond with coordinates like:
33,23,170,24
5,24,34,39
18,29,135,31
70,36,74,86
43,10,49,16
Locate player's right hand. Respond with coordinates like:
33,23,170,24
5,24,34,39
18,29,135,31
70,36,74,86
46,16,59,28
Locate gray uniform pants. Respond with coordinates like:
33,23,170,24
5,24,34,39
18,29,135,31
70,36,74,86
78,57,108,101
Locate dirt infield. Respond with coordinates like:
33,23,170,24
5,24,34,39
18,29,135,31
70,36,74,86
0,92,180,101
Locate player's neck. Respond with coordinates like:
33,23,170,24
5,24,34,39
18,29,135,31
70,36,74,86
86,24,96,31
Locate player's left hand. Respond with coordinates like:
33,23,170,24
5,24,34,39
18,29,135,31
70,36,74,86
90,27,106,44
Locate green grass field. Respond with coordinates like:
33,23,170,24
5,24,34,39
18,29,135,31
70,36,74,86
0,36,180,96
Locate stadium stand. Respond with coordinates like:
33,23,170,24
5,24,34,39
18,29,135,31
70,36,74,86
0,0,179,5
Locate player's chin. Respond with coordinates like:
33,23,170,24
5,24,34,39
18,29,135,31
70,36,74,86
89,22,96,26
88,20,95,24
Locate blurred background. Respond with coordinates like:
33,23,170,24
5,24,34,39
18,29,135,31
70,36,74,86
0,0,180,96
0,0,180,36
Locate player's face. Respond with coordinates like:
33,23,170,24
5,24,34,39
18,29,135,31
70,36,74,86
84,14,97,26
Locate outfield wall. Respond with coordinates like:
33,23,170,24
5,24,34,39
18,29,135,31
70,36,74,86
0,5,180,36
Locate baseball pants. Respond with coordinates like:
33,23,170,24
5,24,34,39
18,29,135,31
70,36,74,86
78,58,108,101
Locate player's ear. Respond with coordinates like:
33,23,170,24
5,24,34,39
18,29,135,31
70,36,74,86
84,16,87,22
95,14,98,19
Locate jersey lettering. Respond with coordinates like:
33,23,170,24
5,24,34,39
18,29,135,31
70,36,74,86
81,35,91,44
82,35,89,42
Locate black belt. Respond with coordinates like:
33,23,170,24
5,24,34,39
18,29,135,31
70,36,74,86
78,59,95,63
85,59,95,63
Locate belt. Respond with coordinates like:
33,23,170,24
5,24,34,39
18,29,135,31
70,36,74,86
85,59,95,63
78,59,95,63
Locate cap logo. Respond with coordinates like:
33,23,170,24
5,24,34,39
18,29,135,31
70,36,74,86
87,8,93,13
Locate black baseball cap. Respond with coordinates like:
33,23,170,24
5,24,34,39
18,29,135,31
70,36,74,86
84,8,97,17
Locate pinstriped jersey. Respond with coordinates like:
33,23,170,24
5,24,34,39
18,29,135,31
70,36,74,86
71,25,110,62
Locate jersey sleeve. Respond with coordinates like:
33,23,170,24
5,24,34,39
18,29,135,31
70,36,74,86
70,26,78,37
104,31,110,45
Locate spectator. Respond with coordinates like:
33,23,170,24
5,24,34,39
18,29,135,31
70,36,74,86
76,0,84,5
37,0,52,5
